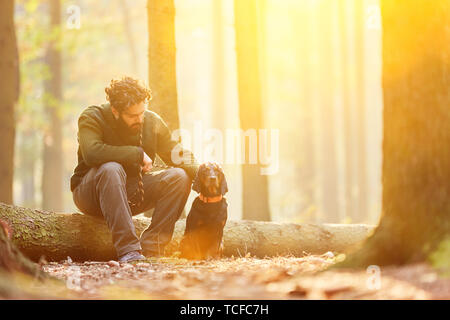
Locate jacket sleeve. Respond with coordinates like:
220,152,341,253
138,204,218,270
78,111,144,168
154,114,200,180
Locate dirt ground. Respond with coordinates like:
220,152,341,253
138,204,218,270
27,253,449,300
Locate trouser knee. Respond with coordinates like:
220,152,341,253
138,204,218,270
162,168,191,194
96,162,127,185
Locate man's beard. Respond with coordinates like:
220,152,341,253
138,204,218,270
116,115,142,136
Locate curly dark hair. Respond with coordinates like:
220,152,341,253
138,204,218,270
105,76,152,112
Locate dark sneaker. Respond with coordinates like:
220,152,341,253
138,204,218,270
118,251,146,262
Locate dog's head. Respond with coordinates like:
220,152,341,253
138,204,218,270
192,162,228,196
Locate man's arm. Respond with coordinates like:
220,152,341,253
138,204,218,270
154,115,199,180
78,111,143,168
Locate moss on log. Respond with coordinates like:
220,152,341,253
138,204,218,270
0,203,375,262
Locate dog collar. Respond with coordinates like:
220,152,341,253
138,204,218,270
199,194,223,203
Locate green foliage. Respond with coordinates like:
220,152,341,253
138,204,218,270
23,0,39,13
13,0,147,209
429,237,450,277
15,1,51,129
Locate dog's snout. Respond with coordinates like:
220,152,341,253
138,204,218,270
208,175,219,185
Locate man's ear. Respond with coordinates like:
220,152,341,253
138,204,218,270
111,105,119,120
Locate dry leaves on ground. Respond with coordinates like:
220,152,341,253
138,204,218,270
34,253,450,300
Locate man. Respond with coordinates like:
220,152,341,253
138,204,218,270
71,77,199,262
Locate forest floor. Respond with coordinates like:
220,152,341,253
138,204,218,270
7,253,445,300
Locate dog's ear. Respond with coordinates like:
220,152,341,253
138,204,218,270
192,164,204,193
218,166,228,195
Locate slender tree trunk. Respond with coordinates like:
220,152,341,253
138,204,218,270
42,0,63,211
147,0,186,218
338,0,357,222
212,0,225,131
297,3,317,221
353,0,368,223
234,0,271,221
336,0,450,267
120,0,139,75
0,0,19,205
19,130,38,207
318,1,339,222
147,0,180,132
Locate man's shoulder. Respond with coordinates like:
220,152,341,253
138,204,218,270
79,103,108,118
77,103,111,126
144,110,170,132
144,109,164,122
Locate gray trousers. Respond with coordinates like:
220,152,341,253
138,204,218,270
72,162,191,257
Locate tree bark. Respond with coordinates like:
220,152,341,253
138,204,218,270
353,0,368,223
18,129,38,207
338,0,357,222
0,202,374,262
0,0,19,205
298,2,317,221
212,0,225,131
318,1,339,223
147,0,185,207
42,0,63,211
147,0,180,132
120,0,139,75
234,0,271,221
335,0,450,268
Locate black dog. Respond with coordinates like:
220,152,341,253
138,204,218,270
180,162,228,260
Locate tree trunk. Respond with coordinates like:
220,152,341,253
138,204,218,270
338,0,357,222
234,0,271,221
212,0,225,131
147,0,180,132
120,0,139,75
0,203,374,262
0,0,19,205
298,3,317,221
318,1,339,222
336,0,450,268
42,0,63,211
353,0,368,223
147,0,187,218
19,129,38,207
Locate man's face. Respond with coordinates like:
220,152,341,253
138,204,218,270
112,101,146,135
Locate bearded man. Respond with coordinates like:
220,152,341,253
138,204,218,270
71,77,199,262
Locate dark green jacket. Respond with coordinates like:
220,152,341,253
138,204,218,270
70,103,199,191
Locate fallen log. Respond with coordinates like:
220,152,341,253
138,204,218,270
0,203,375,262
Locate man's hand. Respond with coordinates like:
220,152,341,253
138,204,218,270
142,152,153,173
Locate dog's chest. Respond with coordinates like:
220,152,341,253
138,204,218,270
187,197,228,225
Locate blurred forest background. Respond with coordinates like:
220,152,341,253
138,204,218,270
11,0,383,224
